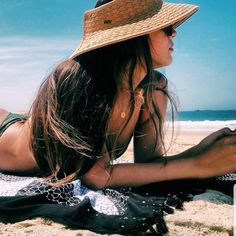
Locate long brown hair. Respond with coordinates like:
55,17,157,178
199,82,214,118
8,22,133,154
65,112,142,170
30,5,176,185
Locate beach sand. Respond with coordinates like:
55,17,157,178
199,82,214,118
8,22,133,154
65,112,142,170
164,129,234,236
0,128,234,236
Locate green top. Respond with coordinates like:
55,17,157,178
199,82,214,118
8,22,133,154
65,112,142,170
0,112,26,137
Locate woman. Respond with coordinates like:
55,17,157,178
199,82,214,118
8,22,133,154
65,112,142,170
0,0,236,190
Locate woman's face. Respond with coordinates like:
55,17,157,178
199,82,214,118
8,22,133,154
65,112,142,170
149,26,177,68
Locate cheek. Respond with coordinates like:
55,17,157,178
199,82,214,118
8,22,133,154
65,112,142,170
149,32,172,67
150,46,167,67
150,43,172,67
150,43,162,61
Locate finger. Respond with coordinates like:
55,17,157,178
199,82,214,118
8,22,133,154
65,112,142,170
219,135,236,145
218,127,236,136
210,128,236,140
201,128,230,144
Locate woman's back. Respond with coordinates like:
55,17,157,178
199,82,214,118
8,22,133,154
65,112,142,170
0,109,38,174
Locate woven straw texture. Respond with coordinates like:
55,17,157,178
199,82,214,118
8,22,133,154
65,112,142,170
70,0,199,58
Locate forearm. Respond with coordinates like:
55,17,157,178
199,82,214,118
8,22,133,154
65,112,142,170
84,128,236,190
107,155,198,188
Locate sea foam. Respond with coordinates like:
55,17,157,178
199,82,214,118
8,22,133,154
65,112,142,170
166,120,236,132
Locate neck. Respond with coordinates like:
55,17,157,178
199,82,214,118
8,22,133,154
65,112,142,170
132,64,147,90
118,63,147,91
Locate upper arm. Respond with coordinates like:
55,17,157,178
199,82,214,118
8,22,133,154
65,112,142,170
134,72,168,163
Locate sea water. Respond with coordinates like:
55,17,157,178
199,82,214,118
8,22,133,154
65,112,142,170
168,110,236,131
179,110,236,122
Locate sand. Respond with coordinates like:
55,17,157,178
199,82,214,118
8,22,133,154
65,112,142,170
0,129,234,236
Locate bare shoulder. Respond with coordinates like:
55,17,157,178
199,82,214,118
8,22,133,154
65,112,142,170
0,108,9,125
138,71,168,90
153,71,168,89
137,72,168,124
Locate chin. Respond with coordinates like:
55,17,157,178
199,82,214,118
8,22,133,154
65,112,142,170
153,60,172,68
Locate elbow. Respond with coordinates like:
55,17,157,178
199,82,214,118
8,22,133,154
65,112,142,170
80,167,111,190
81,176,107,190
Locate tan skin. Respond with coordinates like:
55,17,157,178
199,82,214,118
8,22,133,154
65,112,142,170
1,28,236,189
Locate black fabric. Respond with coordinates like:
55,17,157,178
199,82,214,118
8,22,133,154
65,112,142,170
0,174,235,235
0,191,167,235
133,176,236,198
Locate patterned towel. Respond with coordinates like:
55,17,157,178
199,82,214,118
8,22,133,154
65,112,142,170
0,172,169,235
0,172,235,235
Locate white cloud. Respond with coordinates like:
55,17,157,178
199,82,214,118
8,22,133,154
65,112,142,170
0,36,79,111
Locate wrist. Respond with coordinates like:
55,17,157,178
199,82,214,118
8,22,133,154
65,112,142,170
164,154,202,180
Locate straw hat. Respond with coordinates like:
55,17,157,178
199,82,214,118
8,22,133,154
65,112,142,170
70,0,199,58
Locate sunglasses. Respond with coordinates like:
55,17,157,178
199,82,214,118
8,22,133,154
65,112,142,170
162,25,174,36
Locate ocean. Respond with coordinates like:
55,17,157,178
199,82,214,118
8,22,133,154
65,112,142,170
178,110,236,121
168,110,236,131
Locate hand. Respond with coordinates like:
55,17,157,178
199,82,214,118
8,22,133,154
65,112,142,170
194,128,236,178
198,127,236,152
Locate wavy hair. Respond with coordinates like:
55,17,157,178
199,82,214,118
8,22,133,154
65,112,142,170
29,0,177,185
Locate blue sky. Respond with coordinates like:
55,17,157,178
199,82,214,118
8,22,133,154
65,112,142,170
0,0,235,111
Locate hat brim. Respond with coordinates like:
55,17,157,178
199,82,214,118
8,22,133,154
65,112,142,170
70,2,199,58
